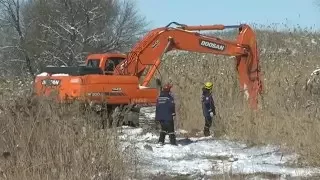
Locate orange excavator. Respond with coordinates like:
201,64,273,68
34,22,263,127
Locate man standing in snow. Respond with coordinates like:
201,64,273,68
155,83,177,146
201,82,216,137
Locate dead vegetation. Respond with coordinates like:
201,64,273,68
0,80,138,180
0,25,319,179
157,27,320,166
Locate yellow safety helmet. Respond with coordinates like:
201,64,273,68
204,82,213,90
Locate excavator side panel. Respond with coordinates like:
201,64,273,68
34,75,82,102
236,25,263,109
35,74,159,105
81,75,158,105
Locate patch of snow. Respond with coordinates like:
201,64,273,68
306,68,320,85
277,48,286,53
165,50,189,56
291,48,298,55
119,107,320,179
176,129,188,135
52,73,69,76
139,106,156,120
310,68,320,76
120,126,144,136
139,85,149,89
37,72,49,76
36,72,69,77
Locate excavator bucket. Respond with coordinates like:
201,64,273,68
236,24,263,109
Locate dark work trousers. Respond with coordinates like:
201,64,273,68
204,116,213,136
158,120,177,145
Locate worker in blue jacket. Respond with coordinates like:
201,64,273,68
155,83,177,145
201,82,216,136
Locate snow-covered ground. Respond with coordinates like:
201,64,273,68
119,107,320,179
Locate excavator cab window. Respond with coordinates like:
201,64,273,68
104,57,125,75
86,59,100,68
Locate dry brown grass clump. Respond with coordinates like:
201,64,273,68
0,81,137,180
156,27,320,166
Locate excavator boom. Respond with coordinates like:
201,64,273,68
114,22,263,109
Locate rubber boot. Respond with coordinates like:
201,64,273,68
169,134,177,145
158,132,166,145
204,127,210,137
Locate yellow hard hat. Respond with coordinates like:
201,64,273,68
204,82,213,90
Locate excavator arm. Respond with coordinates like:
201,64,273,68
114,22,263,109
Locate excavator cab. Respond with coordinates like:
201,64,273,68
103,57,124,75
84,53,127,75
85,59,100,68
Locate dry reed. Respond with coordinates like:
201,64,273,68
0,79,137,180
156,25,320,166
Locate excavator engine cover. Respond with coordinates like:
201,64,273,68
43,66,103,76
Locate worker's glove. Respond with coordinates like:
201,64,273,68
210,112,214,117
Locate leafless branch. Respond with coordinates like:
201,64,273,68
0,0,147,74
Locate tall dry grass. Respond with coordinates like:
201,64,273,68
0,79,138,180
156,25,320,166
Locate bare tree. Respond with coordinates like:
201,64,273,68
24,0,147,67
0,0,147,75
0,0,34,77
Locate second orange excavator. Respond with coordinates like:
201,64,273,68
34,22,263,127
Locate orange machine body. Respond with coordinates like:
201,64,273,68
34,22,263,109
34,53,159,106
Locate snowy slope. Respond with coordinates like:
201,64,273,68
119,107,320,179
